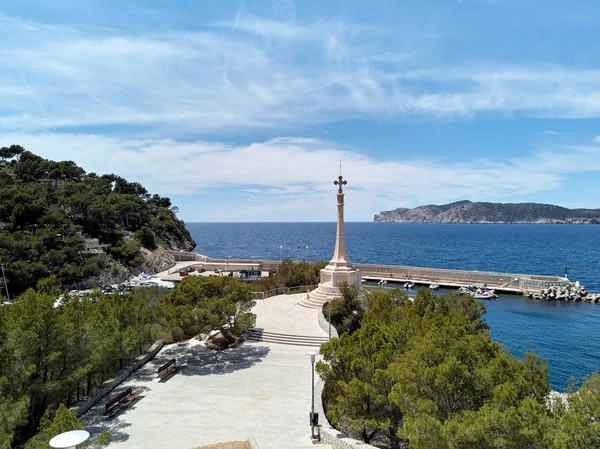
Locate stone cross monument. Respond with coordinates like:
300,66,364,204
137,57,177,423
300,175,363,308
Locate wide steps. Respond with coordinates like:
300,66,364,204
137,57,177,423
298,298,327,309
245,329,329,347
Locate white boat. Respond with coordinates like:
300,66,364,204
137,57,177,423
473,291,498,300
429,283,440,290
404,281,414,289
459,284,498,300
378,279,387,285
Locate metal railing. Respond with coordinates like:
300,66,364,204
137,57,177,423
252,284,317,300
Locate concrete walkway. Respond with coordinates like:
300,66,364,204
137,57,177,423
83,293,328,449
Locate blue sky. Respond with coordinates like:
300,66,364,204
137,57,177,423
3,0,600,221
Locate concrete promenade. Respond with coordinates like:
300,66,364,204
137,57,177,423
83,293,327,449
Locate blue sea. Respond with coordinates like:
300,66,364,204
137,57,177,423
187,222,600,391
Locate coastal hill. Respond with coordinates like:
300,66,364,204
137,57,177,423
0,145,195,295
374,200,600,223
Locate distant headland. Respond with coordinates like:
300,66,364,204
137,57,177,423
374,200,600,224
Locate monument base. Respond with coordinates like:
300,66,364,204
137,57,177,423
299,264,363,308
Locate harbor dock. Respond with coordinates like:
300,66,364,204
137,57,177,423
162,252,569,295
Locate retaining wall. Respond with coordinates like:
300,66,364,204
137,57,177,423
75,339,164,417
318,308,339,339
314,374,378,449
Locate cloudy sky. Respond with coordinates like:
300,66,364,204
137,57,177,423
2,0,600,221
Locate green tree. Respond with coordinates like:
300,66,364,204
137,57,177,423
319,289,557,449
24,404,83,449
548,373,600,448
322,282,364,335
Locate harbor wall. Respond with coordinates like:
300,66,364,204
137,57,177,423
202,258,567,294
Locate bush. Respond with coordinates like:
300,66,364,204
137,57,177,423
135,226,156,250
322,282,363,335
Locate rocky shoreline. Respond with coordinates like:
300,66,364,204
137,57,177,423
526,281,600,303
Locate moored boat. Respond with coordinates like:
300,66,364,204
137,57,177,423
429,283,440,290
404,281,414,289
458,283,498,300
473,290,498,300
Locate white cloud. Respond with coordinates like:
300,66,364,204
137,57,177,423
4,13,600,136
594,136,600,143
6,132,597,221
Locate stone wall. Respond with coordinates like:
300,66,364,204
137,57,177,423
318,308,339,339
74,339,164,417
314,374,378,449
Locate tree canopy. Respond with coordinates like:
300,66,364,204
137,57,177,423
0,147,195,296
0,273,256,448
318,288,600,448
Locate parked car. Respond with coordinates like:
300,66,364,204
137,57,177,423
188,267,195,272
179,270,188,276
199,268,206,273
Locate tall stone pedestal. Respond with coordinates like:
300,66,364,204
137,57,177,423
299,175,363,309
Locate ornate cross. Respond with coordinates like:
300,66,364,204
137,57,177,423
334,175,347,193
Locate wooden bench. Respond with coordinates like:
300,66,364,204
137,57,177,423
157,358,178,380
103,387,143,418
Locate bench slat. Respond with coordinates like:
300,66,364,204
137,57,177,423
106,387,132,410
103,389,143,418
157,358,176,374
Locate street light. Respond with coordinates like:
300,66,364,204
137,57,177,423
0,258,10,303
326,296,332,340
307,349,319,439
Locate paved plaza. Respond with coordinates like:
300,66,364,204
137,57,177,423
83,293,328,449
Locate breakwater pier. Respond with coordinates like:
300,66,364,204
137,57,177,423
163,251,570,296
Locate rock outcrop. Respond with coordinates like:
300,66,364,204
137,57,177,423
139,246,176,274
375,200,600,224
526,282,600,303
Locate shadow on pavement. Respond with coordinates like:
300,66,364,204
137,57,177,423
179,344,270,376
85,412,132,444
130,341,271,383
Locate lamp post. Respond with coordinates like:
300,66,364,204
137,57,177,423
307,349,319,439
0,258,10,303
326,296,332,340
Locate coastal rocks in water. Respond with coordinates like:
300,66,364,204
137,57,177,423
536,282,600,304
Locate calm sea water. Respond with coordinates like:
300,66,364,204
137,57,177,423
187,222,600,390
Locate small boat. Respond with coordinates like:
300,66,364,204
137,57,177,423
378,279,387,285
473,291,498,300
361,278,367,284
459,284,498,300
429,283,440,290
404,281,414,289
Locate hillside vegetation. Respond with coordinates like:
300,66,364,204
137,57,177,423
374,200,600,223
0,275,255,448
0,145,195,296
319,287,600,448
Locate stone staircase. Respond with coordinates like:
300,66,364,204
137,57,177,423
245,329,329,347
297,293,329,309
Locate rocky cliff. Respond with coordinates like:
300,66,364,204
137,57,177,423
374,200,600,224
